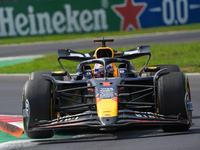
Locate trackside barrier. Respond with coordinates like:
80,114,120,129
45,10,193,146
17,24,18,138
0,0,200,38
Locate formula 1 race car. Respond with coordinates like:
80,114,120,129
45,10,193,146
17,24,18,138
22,39,193,139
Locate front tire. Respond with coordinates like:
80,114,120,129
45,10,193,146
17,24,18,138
158,72,192,132
22,79,54,138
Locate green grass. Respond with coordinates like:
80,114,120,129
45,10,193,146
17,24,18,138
0,42,199,73
0,23,199,73
0,23,200,45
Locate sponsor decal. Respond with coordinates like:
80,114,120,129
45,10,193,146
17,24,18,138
96,97,118,117
0,0,200,37
100,87,114,98
0,4,108,37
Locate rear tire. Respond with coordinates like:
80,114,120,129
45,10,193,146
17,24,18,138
158,72,192,132
22,79,54,138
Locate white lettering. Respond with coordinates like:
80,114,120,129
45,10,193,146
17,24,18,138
52,11,66,34
84,53,90,57
36,12,53,35
65,4,81,33
15,13,29,36
28,6,37,35
162,0,175,25
0,7,16,37
136,114,142,118
0,4,109,37
80,9,93,32
162,0,189,25
124,50,139,55
69,53,84,57
176,0,188,24
93,9,108,31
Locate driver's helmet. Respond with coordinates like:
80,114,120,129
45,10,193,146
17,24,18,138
94,63,114,78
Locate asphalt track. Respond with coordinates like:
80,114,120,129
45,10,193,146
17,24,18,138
0,74,199,150
0,30,200,58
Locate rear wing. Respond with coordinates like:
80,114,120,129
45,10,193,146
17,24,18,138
58,46,151,62
114,46,151,60
58,49,95,62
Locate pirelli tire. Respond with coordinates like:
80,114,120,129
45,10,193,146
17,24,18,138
22,79,54,139
158,72,192,132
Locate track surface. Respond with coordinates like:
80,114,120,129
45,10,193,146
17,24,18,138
0,30,200,58
0,75,199,150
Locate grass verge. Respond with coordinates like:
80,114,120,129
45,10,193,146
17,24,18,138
0,23,200,45
0,42,199,73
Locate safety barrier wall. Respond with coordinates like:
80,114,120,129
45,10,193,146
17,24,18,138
0,0,199,38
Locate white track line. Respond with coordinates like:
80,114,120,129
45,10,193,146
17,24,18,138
0,55,43,61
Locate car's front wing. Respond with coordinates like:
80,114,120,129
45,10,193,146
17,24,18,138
28,109,189,131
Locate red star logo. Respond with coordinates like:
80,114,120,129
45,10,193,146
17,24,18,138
112,0,146,30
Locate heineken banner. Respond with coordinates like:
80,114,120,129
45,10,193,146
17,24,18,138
0,0,200,38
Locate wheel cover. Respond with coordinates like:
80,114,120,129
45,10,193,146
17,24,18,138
22,99,30,129
184,78,193,124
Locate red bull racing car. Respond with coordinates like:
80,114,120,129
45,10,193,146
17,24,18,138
22,39,193,139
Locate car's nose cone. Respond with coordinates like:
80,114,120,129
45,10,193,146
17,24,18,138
99,116,117,126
